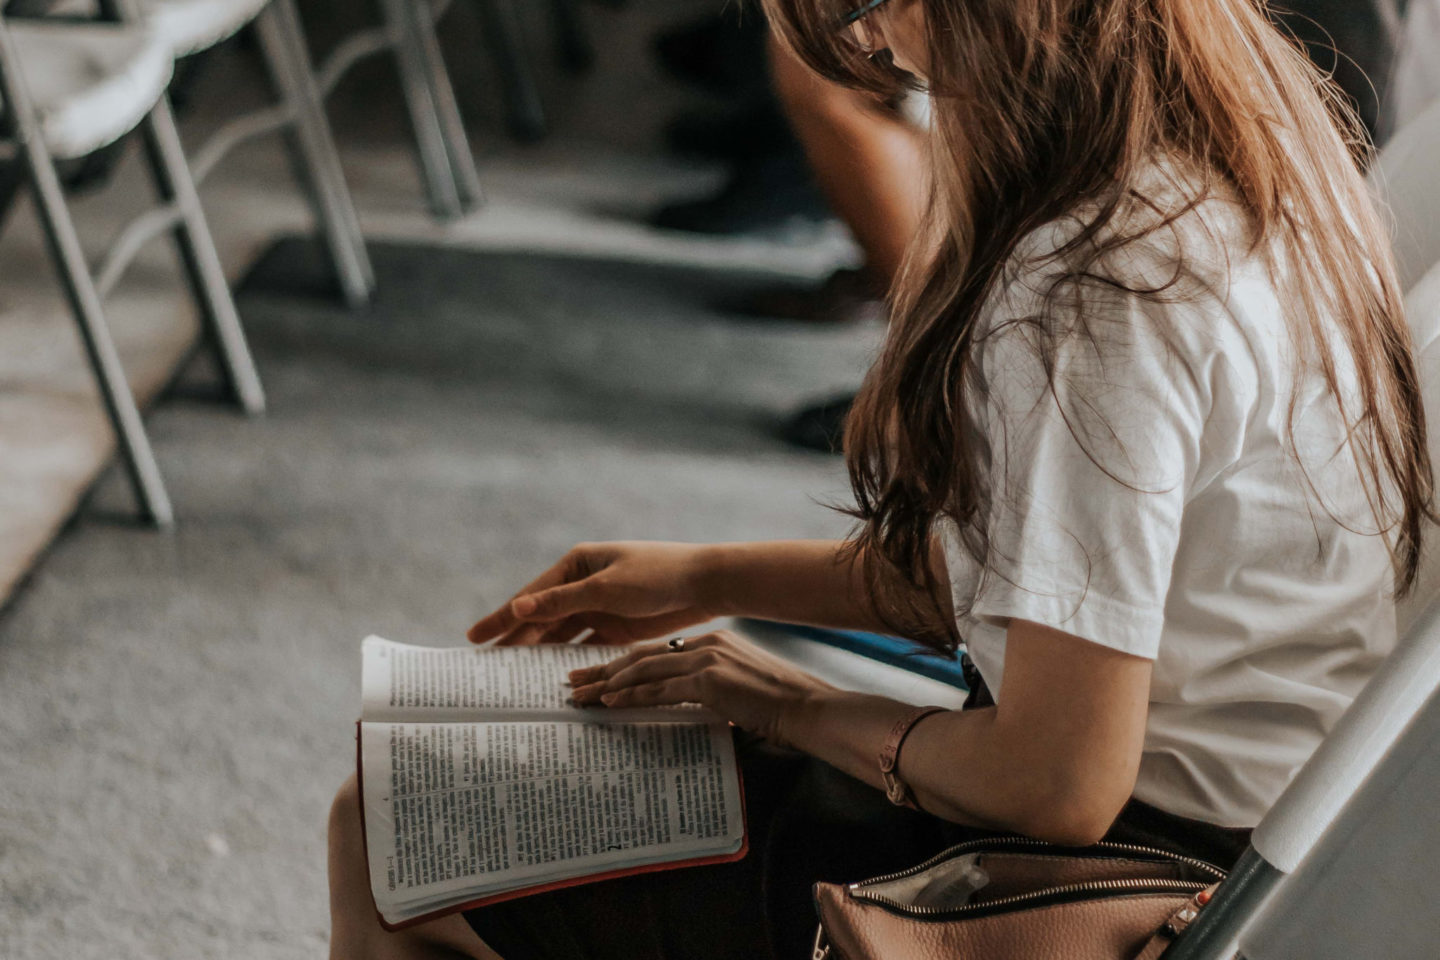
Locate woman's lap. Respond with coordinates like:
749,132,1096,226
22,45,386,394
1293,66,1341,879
463,731,966,960
463,721,1252,960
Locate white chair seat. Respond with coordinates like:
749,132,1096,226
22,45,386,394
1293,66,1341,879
3,22,173,159
140,0,271,58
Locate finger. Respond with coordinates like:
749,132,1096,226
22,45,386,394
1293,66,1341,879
601,676,703,709
509,578,606,624
467,560,572,643
575,631,726,686
575,613,649,645
493,621,556,647
577,611,720,644
568,681,605,705
600,634,723,676
568,639,671,687
604,648,712,693
468,606,520,645
533,616,593,647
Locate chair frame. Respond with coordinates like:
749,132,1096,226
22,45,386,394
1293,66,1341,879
313,0,595,220
311,0,482,219
1157,594,1440,958
97,0,377,308
0,6,266,526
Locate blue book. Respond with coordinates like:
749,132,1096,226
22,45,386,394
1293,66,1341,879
736,619,968,689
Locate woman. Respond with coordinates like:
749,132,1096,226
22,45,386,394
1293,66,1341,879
327,0,1432,957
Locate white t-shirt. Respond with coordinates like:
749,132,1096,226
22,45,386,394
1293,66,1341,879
941,167,1397,828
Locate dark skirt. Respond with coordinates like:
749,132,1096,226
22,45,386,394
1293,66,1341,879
465,676,1252,960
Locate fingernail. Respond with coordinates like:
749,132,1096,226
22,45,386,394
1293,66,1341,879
512,596,537,617
600,693,617,705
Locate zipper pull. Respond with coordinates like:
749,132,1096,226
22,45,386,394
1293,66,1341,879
1136,885,1220,960
1163,884,1217,939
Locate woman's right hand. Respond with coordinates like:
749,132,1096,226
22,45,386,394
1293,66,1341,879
466,542,721,646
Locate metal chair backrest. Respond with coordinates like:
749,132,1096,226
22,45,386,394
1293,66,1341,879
1237,603,1440,958
1159,594,1440,960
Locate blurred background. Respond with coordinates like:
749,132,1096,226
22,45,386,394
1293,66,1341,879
0,0,1435,957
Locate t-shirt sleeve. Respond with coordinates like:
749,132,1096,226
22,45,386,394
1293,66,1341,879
944,280,1212,660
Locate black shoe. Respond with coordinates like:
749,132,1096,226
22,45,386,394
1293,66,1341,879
650,150,831,236
780,393,855,453
727,268,885,324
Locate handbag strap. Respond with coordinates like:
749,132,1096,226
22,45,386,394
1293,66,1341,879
1133,885,1220,960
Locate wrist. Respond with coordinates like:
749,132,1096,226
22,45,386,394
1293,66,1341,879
773,686,845,751
690,542,741,618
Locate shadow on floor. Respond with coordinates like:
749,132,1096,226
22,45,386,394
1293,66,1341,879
231,235,879,455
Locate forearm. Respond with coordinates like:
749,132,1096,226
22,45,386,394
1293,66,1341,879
776,621,1151,844
780,690,1053,834
696,540,893,633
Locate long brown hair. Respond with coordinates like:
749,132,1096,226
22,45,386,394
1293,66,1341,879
763,0,1433,648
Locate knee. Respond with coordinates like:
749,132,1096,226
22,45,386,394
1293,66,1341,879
329,774,365,864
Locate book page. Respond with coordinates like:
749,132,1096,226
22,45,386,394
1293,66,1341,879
360,719,744,923
360,636,712,723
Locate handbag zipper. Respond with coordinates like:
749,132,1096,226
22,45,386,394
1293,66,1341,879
812,876,1211,959
848,874,1212,916
849,835,1226,892
813,838,1224,956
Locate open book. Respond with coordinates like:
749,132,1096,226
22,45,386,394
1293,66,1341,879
357,636,747,929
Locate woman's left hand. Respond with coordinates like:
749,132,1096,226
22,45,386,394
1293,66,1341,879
567,630,836,746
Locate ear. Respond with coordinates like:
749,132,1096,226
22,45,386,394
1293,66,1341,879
881,0,933,82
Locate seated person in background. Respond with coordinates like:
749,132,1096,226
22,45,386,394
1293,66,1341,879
771,0,1406,301
326,0,1432,957
774,0,1414,451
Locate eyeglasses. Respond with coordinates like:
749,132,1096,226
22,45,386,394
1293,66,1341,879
838,0,896,53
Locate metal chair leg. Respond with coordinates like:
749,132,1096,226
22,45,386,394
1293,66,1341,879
23,144,175,527
256,0,376,307
139,97,266,416
0,15,173,526
406,0,483,210
379,0,464,218
473,0,547,142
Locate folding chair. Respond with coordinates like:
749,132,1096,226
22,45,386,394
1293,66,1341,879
313,0,484,219
1235,594,1440,958
1159,586,1440,959
94,0,377,307
0,10,264,527
313,0,594,219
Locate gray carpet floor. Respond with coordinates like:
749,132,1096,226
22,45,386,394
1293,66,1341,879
0,237,880,959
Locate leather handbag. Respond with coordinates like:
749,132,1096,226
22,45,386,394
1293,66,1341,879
811,836,1226,960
